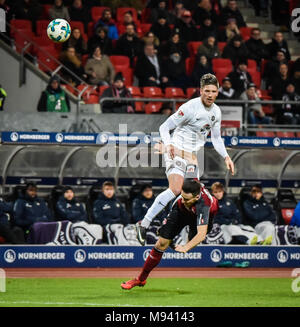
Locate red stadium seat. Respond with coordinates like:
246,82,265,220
144,102,162,114
276,131,296,138
98,85,110,96
91,6,110,22
281,209,295,225
36,20,50,37
37,46,60,72
260,59,268,76
13,30,34,54
41,4,51,19
32,36,55,56
256,131,276,137
217,42,226,53
188,41,203,57
70,21,87,40
164,87,186,98
296,132,300,138
140,23,151,36
118,68,133,86
116,7,138,23
247,59,257,73
143,87,163,98
140,8,151,23
127,86,144,112
85,94,100,104
61,84,78,96
109,55,130,70
185,57,195,76
10,19,32,38
212,58,232,84
250,71,261,88
262,105,273,115
240,27,252,41
87,22,95,38
186,87,198,99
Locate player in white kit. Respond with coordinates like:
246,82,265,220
136,74,235,245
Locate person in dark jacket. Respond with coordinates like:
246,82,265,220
87,26,113,56
150,12,172,45
37,75,71,112
193,0,219,26
277,83,300,125
132,184,156,223
93,181,129,227
222,34,249,67
242,185,276,244
267,31,291,61
55,186,88,222
190,54,214,87
100,72,135,113
160,31,189,60
197,35,221,63
198,14,219,41
219,0,246,27
115,24,143,67
62,28,88,58
174,10,200,42
217,77,237,100
227,60,253,97
270,63,291,101
94,8,118,40
245,28,268,67
13,183,53,235
68,0,91,32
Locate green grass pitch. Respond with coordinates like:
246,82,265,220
0,278,299,307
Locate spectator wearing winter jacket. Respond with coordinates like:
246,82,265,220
193,0,219,26
68,0,91,32
0,197,12,227
222,34,249,67
174,10,200,43
217,77,237,100
227,60,252,97
150,12,172,45
93,181,129,227
49,0,70,21
219,0,246,28
87,26,113,56
55,186,88,222
191,54,214,87
267,31,291,61
197,35,221,63
13,183,53,234
277,83,300,125
94,8,118,40
160,32,189,60
245,28,268,67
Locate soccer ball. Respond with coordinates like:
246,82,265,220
47,19,71,43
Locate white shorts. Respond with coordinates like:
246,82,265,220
164,154,199,179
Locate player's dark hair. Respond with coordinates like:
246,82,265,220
26,182,37,190
182,179,201,196
200,73,219,89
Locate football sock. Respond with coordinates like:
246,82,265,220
138,247,164,282
141,188,176,228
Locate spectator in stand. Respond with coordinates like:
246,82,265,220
163,51,189,90
219,0,246,28
118,10,140,35
240,82,272,125
11,0,42,31
84,46,115,86
150,0,174,24
174,10,200,43
242,185,276,245
100,72,135,114
59,46,86,86
217,77,237,100
87,26,113,56
135,43,169,88
245,28,268,67
263,50,288,88
227,60,253,97
0,84,7,111
193,0,219,26
0,0,13,22
160,31,189,60
142,31,160,51
94,8,118,40
158,102,173,116
270,0,290,31
249,0,269,17
115,24,143,66
132,184,156,223
150,12,172,44
62,28,87,58
291,64,300,95
217,18,240,42
270,62,291,100
191,54,214,87
222,34,249,67
49,0,70,21
290,201,300,227
37,75,70,112
68,0,91,32
198,14,218,40
92,181,129,227
56,186,88,222
170,0,186,23
277,83,300,125
267,31,291,61
197,35,221,63
13,183,53,238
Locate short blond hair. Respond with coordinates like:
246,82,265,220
211,182,224,192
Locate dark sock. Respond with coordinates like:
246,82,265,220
138,247,164,282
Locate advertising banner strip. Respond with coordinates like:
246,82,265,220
0,246,299,268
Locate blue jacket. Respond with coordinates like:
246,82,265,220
214,195,241,225
0,198,13,226
13,195,53,229
56,196,88,222
94,20,118,40
242,196,276,227
290,202,300,227
93,192,129,226
132,195,155,223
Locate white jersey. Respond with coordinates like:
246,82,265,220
169,97,222,152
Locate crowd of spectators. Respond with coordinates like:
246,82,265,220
1,0,300,124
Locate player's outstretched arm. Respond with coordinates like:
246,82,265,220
175,225,208,253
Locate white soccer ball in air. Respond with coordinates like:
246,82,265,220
47,19,71,43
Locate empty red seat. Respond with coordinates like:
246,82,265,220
91,6,110,22
98,85,110,96
116,7,138,23
185,57,195,76
13,30,34,54
212,58,232,82
188,41,203,57
250,71,261,88
10,19,32,38
140,23,151,36
41,4,51,19
240,27,252,41
145,102,162,114
217,42,226,53
36,20,50,37
32,36,55,56
256,131,276,137
262,105,273,115
186,87,198,99
61,84,78,96
127,86,143,112
85,94,100,104
276,131,295,138
37,46,60,72
109,55,130,70
281,208,295,224
165,87,186,98
247,59,257,73
119,68,133,86
143,87,163,98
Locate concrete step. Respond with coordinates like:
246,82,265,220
243,15,272,24
290,47,300,55
247,23,278,32
240,7,255,17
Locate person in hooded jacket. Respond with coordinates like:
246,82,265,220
55,186,88,222
13,183,53,236
93,181,129,227
49,0,70,21
197,35,221,63
222,34,249,67
94,8,118,40
87,26,113,56
37,75,71,112
190,54,214,87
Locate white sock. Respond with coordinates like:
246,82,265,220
141,188,176,228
